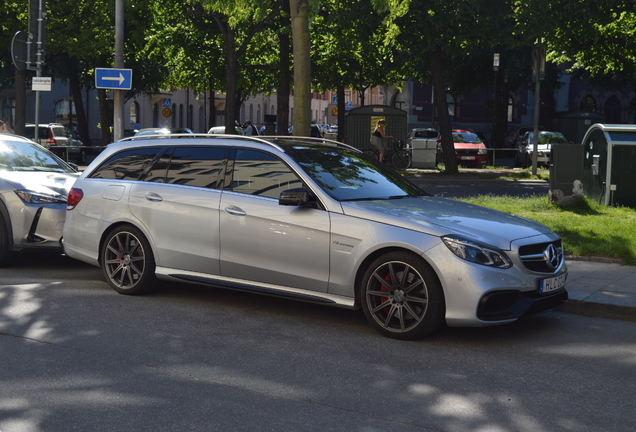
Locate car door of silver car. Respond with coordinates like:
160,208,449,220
219,148,330,292
128,146,229,275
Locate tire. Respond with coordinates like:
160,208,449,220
391,150,412,170
360,251,445,340
363,149,379,160
0,215,12,267
101,225,157,295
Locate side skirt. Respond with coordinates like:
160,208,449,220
155,267,356,309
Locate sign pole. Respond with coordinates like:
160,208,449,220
113,0,125,141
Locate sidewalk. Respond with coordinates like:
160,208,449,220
560,259,636,322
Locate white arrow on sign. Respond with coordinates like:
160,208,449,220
102,73,125,85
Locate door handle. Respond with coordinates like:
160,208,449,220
225,206,246,216
145,193,163,202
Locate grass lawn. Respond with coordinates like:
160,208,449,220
457,195,636,265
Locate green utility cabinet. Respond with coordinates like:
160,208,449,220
344,105,407,150
581,124,636,207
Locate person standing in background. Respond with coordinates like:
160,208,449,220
1,118,13,134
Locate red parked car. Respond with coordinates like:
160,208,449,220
437,130,488,167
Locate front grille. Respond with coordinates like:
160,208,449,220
519,240,563,273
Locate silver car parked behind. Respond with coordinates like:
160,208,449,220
63,135,568,340
0,134,79,266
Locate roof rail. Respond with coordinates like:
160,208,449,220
116,134,359,153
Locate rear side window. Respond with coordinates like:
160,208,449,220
89,147,164,180
231,149,302,199
162,146,229,189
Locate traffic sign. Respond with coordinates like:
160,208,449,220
95,68,133,90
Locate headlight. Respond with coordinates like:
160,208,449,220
14,190,66,205
478,148,488,155
442,235,512,268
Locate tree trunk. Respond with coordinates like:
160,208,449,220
69,66,90,145
277,0,291,136
429,50,458,174
13,67,27,136
289,0,311,136
337,85,345,141
223,29,239,134
97,89,111,146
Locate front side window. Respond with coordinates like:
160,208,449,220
89,147,164,180
231,149,303,199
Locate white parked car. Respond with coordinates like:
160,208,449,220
63,135,568,340
515,131,568,168
0,134,79,265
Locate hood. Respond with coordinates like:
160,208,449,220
341,196,552,250
0,171,79,198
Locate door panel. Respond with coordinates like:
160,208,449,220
219,149,330,292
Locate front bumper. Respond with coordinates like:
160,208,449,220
478,288,568,321
9,202,66,251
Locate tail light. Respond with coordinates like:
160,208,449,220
46,129,56,147
67,188,84,210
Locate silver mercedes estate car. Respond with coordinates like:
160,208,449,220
62,135,567,339
0,134,79,266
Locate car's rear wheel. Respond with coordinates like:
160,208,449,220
101,225,157,295
360,251,445,340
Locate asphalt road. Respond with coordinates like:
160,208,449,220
1,253,635,432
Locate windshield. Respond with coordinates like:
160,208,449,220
280,142,429,201
0,138,74,173
452,132,482,144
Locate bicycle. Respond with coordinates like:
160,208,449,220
363,137,412,170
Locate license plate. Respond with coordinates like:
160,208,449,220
539,273,567,293
460,156,475,160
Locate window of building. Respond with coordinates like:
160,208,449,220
629,98,636,124
446,93,455,120
604,96,621,123
130,101,140,129
580,95,597,112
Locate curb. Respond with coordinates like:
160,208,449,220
557,296,636,323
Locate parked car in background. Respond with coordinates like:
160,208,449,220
437,130,488,167
134,128,194,137
63,134,567,340
406,128,438,149
0,134,79,266
23,123,87,164
515,130,568,168
287,125,324,137
207,126,245,135
504,125,544,148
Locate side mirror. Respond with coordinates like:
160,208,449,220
279,188,315,207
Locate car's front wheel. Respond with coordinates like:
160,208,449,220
101,225,157,295
360,251,445,340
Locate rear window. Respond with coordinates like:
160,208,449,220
89,147,164,180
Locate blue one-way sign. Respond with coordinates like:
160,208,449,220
95,68,133,90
